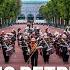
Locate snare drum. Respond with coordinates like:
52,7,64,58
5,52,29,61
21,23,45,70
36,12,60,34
6,47,14,56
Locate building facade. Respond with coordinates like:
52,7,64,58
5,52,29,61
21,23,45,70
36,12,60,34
20,1,47,21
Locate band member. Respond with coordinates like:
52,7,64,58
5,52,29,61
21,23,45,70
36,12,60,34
53,37,60,55
34,27,40,39
62,45,69,63
61,34,69,63
1,31,15,63
53,31,60,55
0,31,5,48
19,34,30,63
24,24,33,35
11,29,16,38
30,32,36,38
43,28,48,39
17,28,22,45
45,27,49,34
1,31,5,37
39,36,50,64
17,28,21,37
2,35,10,63
30,38,38,67
0,31,8,63
11,29,16,51
27,23,31,28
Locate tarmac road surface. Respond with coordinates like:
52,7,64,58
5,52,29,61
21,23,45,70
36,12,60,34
0,24,70,70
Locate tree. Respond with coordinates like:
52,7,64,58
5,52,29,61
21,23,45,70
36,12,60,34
0,0,20,26
39,0,70,26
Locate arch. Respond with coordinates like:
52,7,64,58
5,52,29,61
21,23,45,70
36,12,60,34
36,14,44,20
27,14,34,22
18,14,25,20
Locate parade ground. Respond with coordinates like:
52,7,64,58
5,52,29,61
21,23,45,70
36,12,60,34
0,24,70,70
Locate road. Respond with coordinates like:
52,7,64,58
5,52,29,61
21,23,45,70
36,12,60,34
0,24,70,70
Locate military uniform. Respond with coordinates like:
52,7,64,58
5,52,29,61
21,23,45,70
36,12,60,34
0,32,9,63
21,36,30,63
2,45,10,63
30,38,38,67
1,36,10,63
11,34,16,52
1,31,15,63
39,40,50,64
61,44,69,63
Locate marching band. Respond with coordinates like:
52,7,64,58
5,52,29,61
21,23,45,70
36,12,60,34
0,23,70,67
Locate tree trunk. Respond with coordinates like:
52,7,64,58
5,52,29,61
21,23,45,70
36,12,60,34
65,18,69,26
60,17,61,25
57,18,59,26
52,17,54,24
54,17,55,25
64,20,65,26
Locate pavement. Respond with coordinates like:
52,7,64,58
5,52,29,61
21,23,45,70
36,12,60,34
0,24,70,70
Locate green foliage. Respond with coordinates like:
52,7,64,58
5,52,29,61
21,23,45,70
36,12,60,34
0,0,20,19
39,0,70,25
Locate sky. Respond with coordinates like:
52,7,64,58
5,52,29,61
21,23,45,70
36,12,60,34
21,0,48,2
